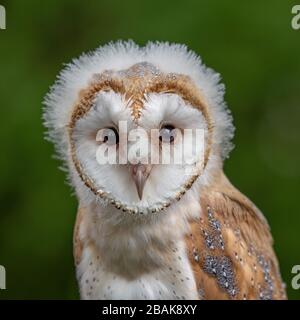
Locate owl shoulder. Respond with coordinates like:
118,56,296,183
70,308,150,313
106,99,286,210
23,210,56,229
185,172,287,300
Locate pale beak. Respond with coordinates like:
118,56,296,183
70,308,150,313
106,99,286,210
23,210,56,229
130,164,152,200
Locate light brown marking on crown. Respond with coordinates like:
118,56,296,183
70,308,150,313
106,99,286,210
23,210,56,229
69,62,212,131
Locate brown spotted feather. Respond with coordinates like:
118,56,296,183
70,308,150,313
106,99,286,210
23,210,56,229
186,173,287,300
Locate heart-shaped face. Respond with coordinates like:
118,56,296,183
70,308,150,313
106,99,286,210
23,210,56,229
69,64,212,215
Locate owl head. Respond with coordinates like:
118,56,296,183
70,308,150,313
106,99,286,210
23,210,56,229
43,41,234,215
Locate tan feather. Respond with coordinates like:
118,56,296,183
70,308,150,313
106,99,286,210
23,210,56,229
185,172,287,300
73,207,84,266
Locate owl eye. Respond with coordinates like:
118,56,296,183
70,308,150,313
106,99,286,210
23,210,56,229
96,127,119,145
159,124,176,143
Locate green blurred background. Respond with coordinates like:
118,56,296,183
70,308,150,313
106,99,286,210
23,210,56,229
0,0,299,299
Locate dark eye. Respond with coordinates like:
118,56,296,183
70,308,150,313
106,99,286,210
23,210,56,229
159,124,176,143
96,127,119,145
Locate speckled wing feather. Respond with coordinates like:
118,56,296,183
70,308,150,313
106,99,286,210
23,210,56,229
186,173,287,300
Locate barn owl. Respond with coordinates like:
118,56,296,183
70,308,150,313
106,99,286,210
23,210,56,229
43,41,286,300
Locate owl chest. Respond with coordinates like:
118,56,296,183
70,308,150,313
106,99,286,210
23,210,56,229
77,243,198,300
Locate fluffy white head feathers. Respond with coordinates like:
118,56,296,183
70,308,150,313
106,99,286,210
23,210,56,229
43,41,234,215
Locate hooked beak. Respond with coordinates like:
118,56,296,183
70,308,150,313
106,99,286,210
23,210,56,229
130,164,152,200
